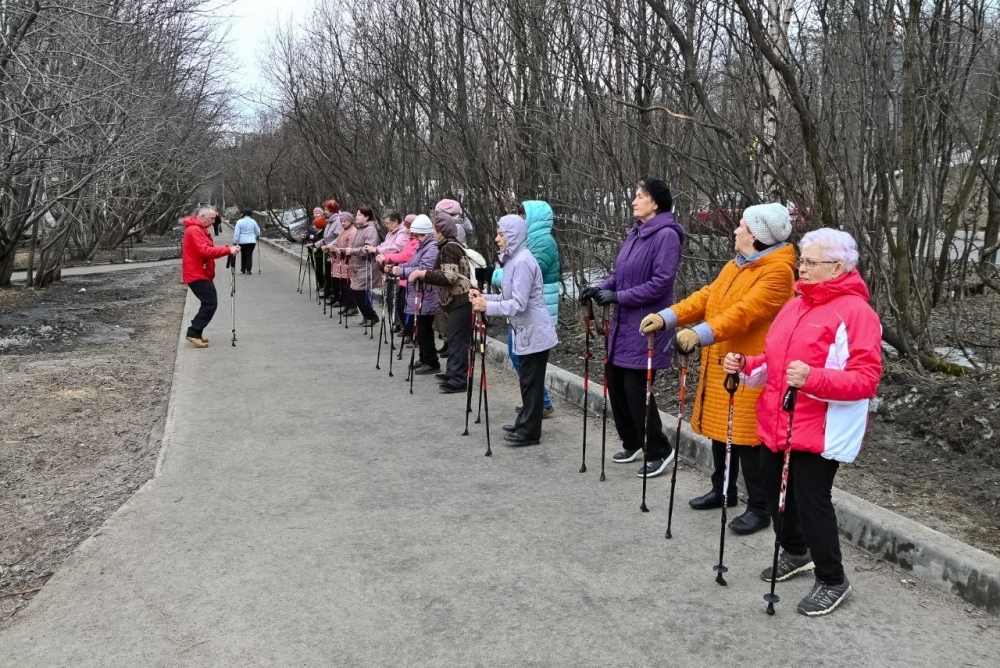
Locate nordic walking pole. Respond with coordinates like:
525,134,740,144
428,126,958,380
387,276,396,377
599,304,610,481
297,243,305,293
307,248,313,300
376,304,386,370
639,334,654,512
367,255,374,339
343,250,351,330
476,316,486,424
462,307,477,435
477,313,492,457
230,259,237,347
665,351,689,538
715,372,741,585
475,285,491,424
765,387,798,616
580,300,594,473
376,272,390,369
334,253,341,320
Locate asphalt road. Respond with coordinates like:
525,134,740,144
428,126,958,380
3,242,998,667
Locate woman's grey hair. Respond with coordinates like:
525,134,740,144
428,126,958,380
799,228,859,272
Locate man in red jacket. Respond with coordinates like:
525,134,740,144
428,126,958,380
182,205,239,348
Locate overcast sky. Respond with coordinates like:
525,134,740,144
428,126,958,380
222,0,314,113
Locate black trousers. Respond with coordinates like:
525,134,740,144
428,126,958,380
444,302,472,382
352,289,377,321
239,243,256,273
514,348,550,440
415,314,439,369
711,440,767,515
186,280,218,339
760,446,844,585
606,363,673,460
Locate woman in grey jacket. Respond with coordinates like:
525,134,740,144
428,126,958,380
471,214,558,447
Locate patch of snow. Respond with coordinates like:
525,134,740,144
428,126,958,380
934,347,979,369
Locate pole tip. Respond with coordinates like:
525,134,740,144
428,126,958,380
579,464,587,473
665,529,672,539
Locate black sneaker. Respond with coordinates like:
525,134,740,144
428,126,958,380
612,448,642,463
636,450,675,478
435,373,453,382
439,381,465,394
797,578,853,617
414,364,441,375
760,550,815,583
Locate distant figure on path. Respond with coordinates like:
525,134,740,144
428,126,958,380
182,205,239,348
232,209,261,275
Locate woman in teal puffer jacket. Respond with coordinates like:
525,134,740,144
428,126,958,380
492,200,560,414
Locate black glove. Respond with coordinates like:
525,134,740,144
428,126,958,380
579,286,600,304
594,289,617,306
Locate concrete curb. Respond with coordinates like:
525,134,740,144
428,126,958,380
481,336,1000,614
264,232,1000,614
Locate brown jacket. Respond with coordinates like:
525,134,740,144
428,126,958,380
423,238,471,311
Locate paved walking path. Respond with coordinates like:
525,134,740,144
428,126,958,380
10,258,180,282
2,242,998,667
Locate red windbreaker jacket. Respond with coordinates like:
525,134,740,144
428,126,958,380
182,217,231,283
740,270,882,463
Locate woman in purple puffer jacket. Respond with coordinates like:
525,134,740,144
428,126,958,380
392,214,441,374
580,177,685,478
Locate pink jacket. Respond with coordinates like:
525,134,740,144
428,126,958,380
740,271,882,463
383,236,418,288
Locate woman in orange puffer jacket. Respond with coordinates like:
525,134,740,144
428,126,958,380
640,202,795,535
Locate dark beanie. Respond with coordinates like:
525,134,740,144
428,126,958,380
432,210,459,239
642,178,673,213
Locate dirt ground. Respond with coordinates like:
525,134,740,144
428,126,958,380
0,265,186,624
545,297,1000,559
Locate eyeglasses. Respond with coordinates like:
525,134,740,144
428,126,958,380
797,258,839,269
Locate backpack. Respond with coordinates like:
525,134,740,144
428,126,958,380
465,247,487,283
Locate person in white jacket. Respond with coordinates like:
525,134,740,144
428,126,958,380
232,209,261,275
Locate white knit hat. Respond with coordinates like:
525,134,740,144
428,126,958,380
743,203,792,246
410,214,433,235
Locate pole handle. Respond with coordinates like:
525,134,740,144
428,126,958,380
723,373,739,395
782,387,798,412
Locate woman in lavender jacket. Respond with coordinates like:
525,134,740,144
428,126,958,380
392,215,441,374
471,214,558,447
579,178,685,478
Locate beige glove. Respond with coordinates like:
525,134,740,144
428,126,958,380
675,327,701,354
639,313,665,335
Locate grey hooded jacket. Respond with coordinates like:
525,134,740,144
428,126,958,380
484,214,558,356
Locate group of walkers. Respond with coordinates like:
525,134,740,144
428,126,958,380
182,176,883,618
297,197,563,448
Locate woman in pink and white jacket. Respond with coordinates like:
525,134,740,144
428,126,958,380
724,228,882,617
